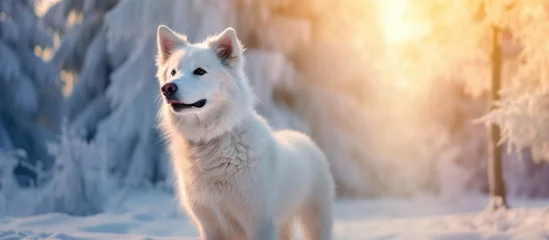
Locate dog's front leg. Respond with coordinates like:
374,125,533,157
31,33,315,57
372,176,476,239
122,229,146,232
190,205,225,240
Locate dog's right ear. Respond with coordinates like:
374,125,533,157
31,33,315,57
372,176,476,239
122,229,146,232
157,25,186,65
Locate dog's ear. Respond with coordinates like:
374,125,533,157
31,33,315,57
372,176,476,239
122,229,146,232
208,27,243,66
157,25,186,65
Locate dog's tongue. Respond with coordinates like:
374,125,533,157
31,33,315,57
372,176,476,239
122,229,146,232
168,100,182,105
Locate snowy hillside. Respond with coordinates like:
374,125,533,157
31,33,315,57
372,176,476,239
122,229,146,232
2,191,549,240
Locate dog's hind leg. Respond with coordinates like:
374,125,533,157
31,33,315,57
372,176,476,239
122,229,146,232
299,196,333,240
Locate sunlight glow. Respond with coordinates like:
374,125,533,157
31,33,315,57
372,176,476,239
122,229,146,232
378,0,428,45
376,0,433,91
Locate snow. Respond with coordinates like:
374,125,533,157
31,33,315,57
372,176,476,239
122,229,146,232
2,190,549,240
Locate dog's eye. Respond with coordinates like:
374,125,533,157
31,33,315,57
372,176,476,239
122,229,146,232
193,68,207,76
170,69,176,76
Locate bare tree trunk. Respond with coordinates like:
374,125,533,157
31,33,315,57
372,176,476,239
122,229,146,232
487,25,508,210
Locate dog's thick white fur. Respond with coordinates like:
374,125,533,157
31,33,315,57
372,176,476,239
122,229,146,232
155,25,335,240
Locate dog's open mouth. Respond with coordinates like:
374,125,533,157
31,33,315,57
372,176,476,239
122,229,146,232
169,99,207,111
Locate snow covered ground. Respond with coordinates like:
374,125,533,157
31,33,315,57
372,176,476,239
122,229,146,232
2,190,549,240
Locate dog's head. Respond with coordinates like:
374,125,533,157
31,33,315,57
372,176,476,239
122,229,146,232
155,25,255,142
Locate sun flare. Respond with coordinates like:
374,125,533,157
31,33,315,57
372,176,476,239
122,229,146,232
375,0,433,91
378,0,428,45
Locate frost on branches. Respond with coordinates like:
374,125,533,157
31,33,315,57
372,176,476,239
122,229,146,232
481,87,549,161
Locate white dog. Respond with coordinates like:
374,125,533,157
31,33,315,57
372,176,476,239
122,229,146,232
155,25,335,240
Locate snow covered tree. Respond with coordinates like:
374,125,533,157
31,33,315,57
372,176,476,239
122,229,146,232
34,124,107,216
473,0,549,207
479,0,549,161
0,0,63,187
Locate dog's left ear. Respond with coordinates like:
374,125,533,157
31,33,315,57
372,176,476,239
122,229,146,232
208,27,243,66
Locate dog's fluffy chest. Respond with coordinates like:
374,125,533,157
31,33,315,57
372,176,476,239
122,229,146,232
185,130,258,184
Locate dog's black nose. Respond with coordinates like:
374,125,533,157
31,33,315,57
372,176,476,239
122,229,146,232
161,83,177,97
